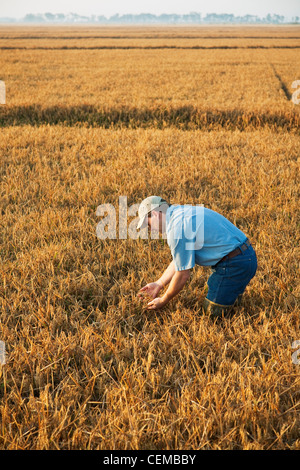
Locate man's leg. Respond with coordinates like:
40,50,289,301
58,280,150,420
203,245,257,318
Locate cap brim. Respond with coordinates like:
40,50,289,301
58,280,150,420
137,215,147,230
137,203,161,230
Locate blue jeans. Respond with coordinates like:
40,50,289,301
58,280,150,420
206,243,257,307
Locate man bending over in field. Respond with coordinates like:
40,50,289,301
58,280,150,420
137,196,257,317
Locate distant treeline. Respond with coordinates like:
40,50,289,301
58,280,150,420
0,12,299,24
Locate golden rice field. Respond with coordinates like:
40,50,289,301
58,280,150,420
0,25,299,450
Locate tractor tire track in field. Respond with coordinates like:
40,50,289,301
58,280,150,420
0,104,299,131
270,63,292,101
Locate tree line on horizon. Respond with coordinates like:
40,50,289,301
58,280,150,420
0,11,299,24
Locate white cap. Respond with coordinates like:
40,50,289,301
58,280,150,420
137,196,169,230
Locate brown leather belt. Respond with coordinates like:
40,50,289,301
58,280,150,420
217,239,251,264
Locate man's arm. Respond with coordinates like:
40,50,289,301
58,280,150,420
138,260,176,300
161,269,190,303
156,260,176,288
147,268,190,310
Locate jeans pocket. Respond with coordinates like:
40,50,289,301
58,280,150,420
215,266,227,276
226,261,253,282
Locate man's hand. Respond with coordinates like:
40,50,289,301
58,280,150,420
138,281,163,300
147,297,167,310
138,268,190,311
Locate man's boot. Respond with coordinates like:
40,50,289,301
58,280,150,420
202,298,232,318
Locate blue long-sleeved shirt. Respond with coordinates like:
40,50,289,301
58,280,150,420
166,204,248,270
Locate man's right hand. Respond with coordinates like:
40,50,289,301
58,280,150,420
138,281,163,300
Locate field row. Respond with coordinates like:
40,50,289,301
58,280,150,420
0,105,299,131
1,48,299,112
1,25,299,38
2,26,299,51
1,40,300,49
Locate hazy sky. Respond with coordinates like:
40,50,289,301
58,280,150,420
0,0,299,19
